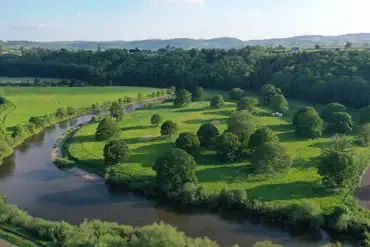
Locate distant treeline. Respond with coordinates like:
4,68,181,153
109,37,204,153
2,47,370,107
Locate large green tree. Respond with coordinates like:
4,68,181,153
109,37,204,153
327,112,353,134
252,142,292,173
293,107,324,138
237,97,259,113
197,123,219,147
248,127,279,150
229,88,244,100
174,89,192,108
192,86,205,101
103,140,131,166
160,120,179,137
270,94,289,113
227,110,255,135
175,132,200,156
153,148,197,194
210,95,225,109
110,102,123,121
216,132,241,162
320,102,347,122
261,84,281,105
151,113,163,126
95,117,120,140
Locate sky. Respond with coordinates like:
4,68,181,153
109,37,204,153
0,0,369,41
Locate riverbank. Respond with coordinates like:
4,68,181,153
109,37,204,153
60,99,370,245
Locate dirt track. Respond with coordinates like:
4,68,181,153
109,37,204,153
355,167,370,208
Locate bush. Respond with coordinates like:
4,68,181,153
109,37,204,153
151,113,163,126
12,125,26,138
219,189,248,209
327,112,353,134
320,102,347,122
0,97,7,105
192,86,205,101
227,110,255,135
210,95,225,109
29,116,45,128
66,107,76,116
174,89,192,108
153,148,197,194
270,94,289,113
55,108,67,119
253,142,292,173
91,103,101,113
160,120,179,137
104,140,131,167
0,140,12,158
229,88,244,100
248,127,279,151
291,202,324,230
197,123,220,147
359,123,370,146
237,97,259,112
293,107,324,138
95,117,120,141
216,132,241,162
175,132,200,156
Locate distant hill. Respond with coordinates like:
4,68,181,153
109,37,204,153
3,33,370,50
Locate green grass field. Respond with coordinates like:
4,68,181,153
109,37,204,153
66,93,368,214
2,87,158,126
0,77,60,83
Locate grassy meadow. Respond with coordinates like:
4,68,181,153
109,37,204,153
66,91,367,214
2,87,158,126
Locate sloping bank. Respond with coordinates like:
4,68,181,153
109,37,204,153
59,104,370,246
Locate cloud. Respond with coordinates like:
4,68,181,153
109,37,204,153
151,0,205,5
76,13,85,18
10,23,54,30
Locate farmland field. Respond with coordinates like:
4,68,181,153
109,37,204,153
2,87,158,126
65,92,367,214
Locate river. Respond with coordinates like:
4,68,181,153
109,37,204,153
0,104,337,247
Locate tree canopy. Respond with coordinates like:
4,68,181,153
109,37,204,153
153,148,197,194
248,127,279,150
174,89,192,108
227,110,255,135
175,132,200,156
216,132,241,162
327,112,353,134
237,97,259,113
160,120,179,137
210,95,225,109
103,140,131,166
192,86,205,101
197,123,219,147
151,113,163,126
293,107,324,138
110,102,123,121
95,117,120,140
320,102,347,122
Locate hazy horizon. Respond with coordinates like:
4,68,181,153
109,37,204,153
1,0,369,41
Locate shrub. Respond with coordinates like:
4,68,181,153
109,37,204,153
160,120,179,137
29,116,45,128
248,127,279,151
104,140,131,167
192,86,205,101
95,117,120,141
253,241,283,247
227,110,255,135
12,125,26,138
253,142,292,173
270,94,289,113
291,202,324,230
237,97,259,112
216,132,241,162
151,113,163,126
66,107,76,116
153,148,197,194
197,123,219,147
0,97,7,105
293,107,324,138
229,88,244,100
0,140,12,158
210,95,225,109
219,189,248,209
320,102,347,122
54,157,75,168
55,108,67,119
359,123,370,146
174,89,192,108
91,103,101,113
327,112,353,134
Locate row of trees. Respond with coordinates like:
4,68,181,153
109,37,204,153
3,47,370,108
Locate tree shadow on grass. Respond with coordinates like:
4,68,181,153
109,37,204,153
129,142,174,167
202,109,233,117
266,124,293,132
174,107,208,113
196,152,223,166
122,125,154,131
67,135,94,145
183,117,227,125
247,181,332,201
196,165,249,184
124,136,166,145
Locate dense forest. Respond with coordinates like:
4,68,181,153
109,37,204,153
2,46,370,108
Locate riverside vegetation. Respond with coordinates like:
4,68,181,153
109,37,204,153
63,85,370,245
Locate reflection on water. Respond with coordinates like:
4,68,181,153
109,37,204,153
0,155,15,179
